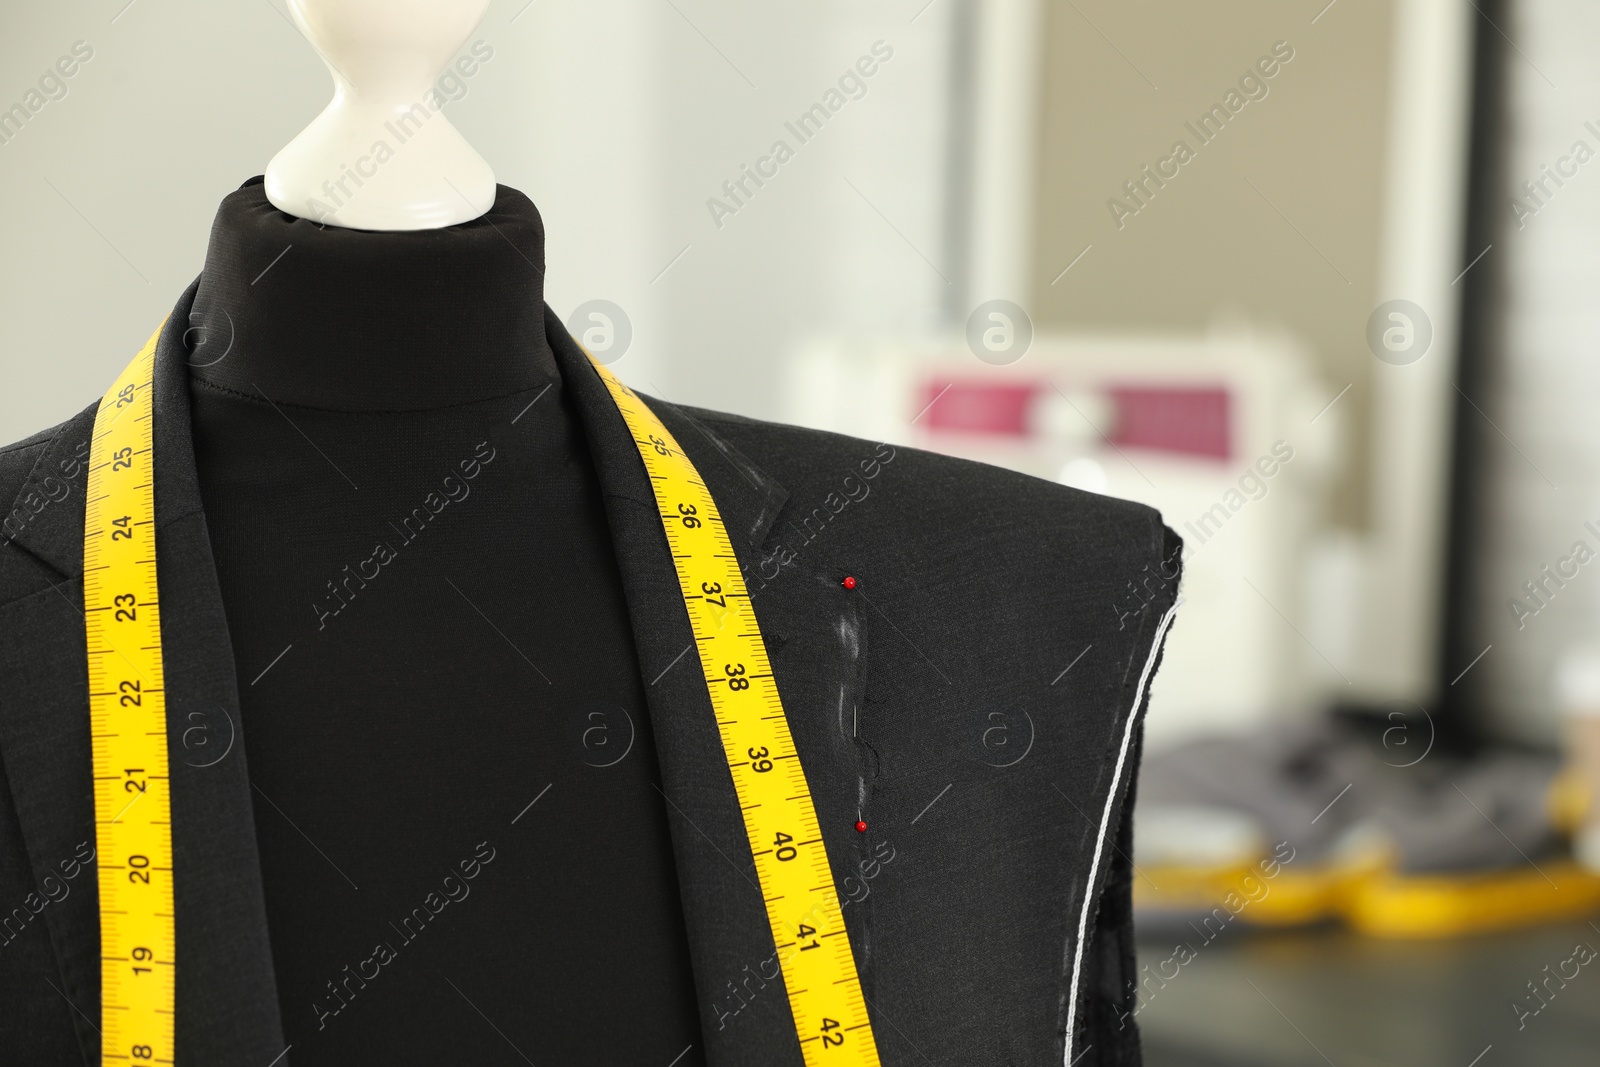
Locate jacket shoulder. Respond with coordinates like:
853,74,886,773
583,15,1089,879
0,422,64,492
0,405,98,598
682,404,1175,567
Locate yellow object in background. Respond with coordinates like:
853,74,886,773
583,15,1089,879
1137,844,1391,930
1346,862,1600,939
1138,844,1600,940
1547,765,1591,837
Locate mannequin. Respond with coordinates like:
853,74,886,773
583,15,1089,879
265,0,496,230
225,6,704,1059
185,178,704,1061
0,2,1180,1062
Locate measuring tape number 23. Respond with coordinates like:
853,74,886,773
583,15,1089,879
85,319,176,1064
80,320,880,1067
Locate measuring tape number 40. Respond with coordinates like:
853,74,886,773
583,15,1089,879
82,323,881,1065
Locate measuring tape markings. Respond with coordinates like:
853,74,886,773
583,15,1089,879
85,319,176,1065
81,321,877,1065
590,359,881,1065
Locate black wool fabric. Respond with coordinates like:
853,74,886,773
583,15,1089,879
183,178,704,1064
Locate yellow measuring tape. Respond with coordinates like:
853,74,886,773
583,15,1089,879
592,358,880,1065
86,319,175,1064
84,325,879,1064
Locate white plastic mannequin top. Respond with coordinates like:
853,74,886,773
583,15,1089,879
265,0,496,231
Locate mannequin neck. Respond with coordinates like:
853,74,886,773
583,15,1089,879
187,176,555,412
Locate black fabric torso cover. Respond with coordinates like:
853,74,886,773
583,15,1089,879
183,178,704,1063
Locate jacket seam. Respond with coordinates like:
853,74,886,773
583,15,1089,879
188,373,559,416
1061,602,1176,1065
0,438,51,459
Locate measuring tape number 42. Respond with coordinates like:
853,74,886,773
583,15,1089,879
592,358,882,1065
81,323,881,1066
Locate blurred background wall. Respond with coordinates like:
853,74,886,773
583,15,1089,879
1032,1,1394,526
0,0,959,441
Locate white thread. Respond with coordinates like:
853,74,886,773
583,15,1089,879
1063,603,1178,1065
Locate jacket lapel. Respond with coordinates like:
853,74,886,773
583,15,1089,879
0,398,104,1063
0,279,287,1065
546,311,879,1063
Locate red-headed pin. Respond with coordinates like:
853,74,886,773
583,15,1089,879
842,575,858,590
854,820,868,833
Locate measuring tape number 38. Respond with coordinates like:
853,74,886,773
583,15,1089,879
82,323,881,1066
592,357,881,1065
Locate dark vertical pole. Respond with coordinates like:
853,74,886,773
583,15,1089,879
1439,0,1509,747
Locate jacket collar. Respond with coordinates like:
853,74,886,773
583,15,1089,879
547,316,898,1061
542,307,789,553
545,309,865,1064
0,282,833,1064
6,299,792,580
0,278,289,1064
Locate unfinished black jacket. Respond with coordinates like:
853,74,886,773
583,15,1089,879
0,281,1180,1066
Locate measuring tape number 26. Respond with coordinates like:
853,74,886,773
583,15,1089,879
85,319,176,1064
79,320,880,1067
